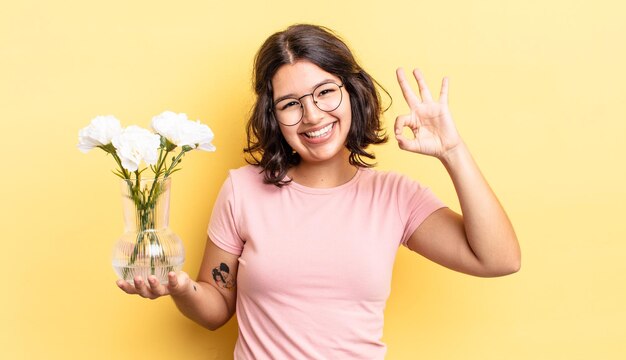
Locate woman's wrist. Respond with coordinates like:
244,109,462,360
439,141,470,169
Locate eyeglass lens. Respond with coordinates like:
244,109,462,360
274,82,343,126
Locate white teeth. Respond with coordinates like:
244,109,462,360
305,123,333,138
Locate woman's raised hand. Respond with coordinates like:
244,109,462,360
394,68,462,159
116,271,192,300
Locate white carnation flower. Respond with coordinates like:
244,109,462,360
151,111,215,152
77,115,122,153
111,126,161,172
184,119,216,152
151,111,188,146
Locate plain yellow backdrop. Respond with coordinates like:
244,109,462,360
1,0,625,359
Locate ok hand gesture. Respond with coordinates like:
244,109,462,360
395,68,462,159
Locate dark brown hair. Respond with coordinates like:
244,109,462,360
244,24,389,186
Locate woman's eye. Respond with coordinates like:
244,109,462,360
279,100,299,110
318,89,334,96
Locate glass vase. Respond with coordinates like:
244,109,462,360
112,177,185,285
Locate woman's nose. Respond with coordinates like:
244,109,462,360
300,95,324,124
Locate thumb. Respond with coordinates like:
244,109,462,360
167,271,189,295
394,114,409,137
394,115,415,151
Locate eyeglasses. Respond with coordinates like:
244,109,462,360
272,82,344,126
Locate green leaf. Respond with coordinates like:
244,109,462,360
168,168,182,175
112,170,126,179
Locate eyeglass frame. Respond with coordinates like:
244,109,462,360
270,82,345,126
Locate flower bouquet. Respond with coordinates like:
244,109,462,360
78,111,215,284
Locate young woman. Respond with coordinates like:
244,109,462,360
117,24,521,359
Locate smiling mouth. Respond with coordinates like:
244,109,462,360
303,122,334,138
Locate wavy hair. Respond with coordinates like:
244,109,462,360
244,24,389,186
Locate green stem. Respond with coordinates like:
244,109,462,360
110,152,130,180
121,177,172,280
148,148,170,204
164,149,188,178
153,146,169,178
117,141,181,281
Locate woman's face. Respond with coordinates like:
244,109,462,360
271,60,352,165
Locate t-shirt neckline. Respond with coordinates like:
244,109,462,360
285,167,364,195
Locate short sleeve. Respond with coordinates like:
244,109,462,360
207,174,244,255
398,176,447,247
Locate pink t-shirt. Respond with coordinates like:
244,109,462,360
208,165,445,359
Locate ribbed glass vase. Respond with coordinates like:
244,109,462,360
112,177,184,285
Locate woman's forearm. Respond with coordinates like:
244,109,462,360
440,141,521,274
171,280,234,331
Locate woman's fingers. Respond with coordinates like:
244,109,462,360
168,271,193,296
168,272,179,287
147,276,170,297
394,112,415,136
394,113,419,152
412,68,433,102
167,271,183,294
132,276,155,298
398,67,448,105
396,68,421,108
116,272,188,298
116,279,138,294
116,276,164,299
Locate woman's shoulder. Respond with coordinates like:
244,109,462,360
226,165,279,193
229,164,263,178
360,167,416,183
358,167,430,192
227,164,263,184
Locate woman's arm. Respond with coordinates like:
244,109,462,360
395,68,520,277
408,142,520,277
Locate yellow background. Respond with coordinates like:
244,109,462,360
2,0,625,359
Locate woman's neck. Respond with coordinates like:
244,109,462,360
288,151,357,188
